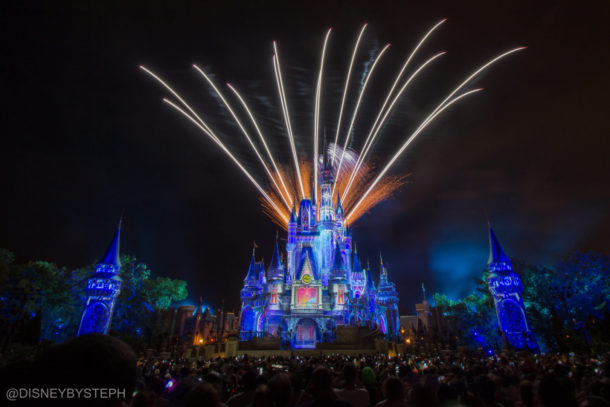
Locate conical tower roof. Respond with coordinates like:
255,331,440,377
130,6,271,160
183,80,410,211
335,191,344,217
332,241,346,271
379,252,388,284
245,249,259,281
487,225,512,266
289,200,297,223
365,268,376,292
101,217,122,267
352,246,362,273
268,240,283,270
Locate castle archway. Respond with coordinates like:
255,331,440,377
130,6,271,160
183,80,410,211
293,318,318,349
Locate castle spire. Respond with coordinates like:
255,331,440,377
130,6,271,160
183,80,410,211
268,237,283,272
335,189,343,216
245,245,259,281
332,241,346,271
101,214,122,267
487,223,511,266
422,282,426,302
379,252,388,284
77,214,124,336
381,251,388,274
289,199,297,224
352,248,362,273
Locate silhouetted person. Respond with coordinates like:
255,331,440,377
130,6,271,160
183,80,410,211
436,383,458,407
376,376,406,407
335,363,369,407
32,333,137,407
408,384,437,407
268,372,293,407
227,370,257,407
538,376,577,407
362,366,379,406
300,367,350,407
516,380,533,407
186,382,224,407
251,384,273,407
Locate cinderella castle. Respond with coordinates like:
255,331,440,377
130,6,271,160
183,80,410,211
238,159,400,348
72,166,535,352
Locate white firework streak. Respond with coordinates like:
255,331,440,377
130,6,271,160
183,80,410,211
140,66,217,141
314,28,332,203
273,42,306,197
346,47,526,220
346,89,483,222
332,43,391,198
344,47,525,205
226,83,293,206
342,51,447,200
341,18,447,200
192,65,292,211
142,26,525,227
162,98,286,221
331,23,368,166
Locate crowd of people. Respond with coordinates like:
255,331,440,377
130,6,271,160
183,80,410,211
1,334,609,407
135,349,610,407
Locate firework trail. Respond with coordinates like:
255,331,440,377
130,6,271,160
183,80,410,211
142,20,524,229
332,23,368,166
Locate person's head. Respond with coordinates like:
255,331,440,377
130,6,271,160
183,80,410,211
241,369,257,391
251,384,273,407
383,376,404,402
180,366,192,378
343,363,357,385
519,380,534,407
131,390,157,407
185,382,220,407
33,334,137,407
205,371,225,401
538,376,577,407
269,372,292,407
409,384,437,407
311,366,333,397
361,366,376,387
437,383,457,405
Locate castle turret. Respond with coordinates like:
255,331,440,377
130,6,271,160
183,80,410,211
310,183,317,224
244,250,260,286
351,246,365,299
486,224,537,351
267,238,285,310
330,241,348,311
287,201,297,283
376,253,400,338
318,155,334,225
267,239,285,281
335,192,344,224
379,253,388,285
330,241,347,280
241,248,264,301
298,199,314,232
77,217,123,336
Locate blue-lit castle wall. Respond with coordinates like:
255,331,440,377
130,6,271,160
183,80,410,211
486,226,538,350
76,221,123,336
239,162,400,348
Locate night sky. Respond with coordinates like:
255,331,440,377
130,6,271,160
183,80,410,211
2,0,609,314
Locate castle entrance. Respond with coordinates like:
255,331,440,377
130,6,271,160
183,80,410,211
294,318,318,348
